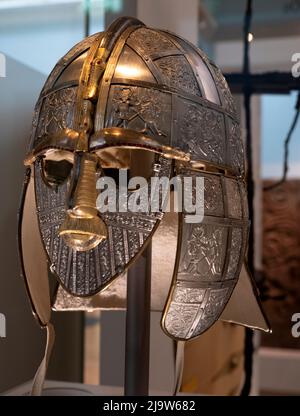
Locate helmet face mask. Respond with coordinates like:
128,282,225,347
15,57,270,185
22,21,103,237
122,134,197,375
20,17,268,346
33,150,172,296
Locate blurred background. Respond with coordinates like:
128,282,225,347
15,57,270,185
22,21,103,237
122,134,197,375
0,0,299,396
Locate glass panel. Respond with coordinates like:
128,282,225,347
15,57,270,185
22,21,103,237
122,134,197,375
261,92,300,352
0,0,105,75
262,92,300,180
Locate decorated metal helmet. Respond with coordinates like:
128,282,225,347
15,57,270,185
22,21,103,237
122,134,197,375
19,17,269,394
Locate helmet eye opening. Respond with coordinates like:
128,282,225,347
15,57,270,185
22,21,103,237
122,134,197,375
98,148,157,192
41,158,73,188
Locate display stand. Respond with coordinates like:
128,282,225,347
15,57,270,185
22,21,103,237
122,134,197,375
124,244,152,396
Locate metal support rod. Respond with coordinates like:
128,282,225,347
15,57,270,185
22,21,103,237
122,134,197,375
225,72,300,95
241,0,254,397
84,0,91,38
243,0,254,276
124,244,152,396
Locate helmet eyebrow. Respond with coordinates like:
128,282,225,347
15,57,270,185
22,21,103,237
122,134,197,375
90,127,190,162
24,129,78,166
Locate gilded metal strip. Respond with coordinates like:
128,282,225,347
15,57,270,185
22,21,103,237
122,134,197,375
94,25,143,132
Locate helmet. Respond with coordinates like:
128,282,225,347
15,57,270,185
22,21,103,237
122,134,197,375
19,17,269,394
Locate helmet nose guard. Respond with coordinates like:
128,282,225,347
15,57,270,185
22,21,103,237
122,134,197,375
59,152,107,252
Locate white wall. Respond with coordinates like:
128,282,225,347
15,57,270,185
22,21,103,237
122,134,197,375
215,35,300,72
0,57,46,392
137,0,198,44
